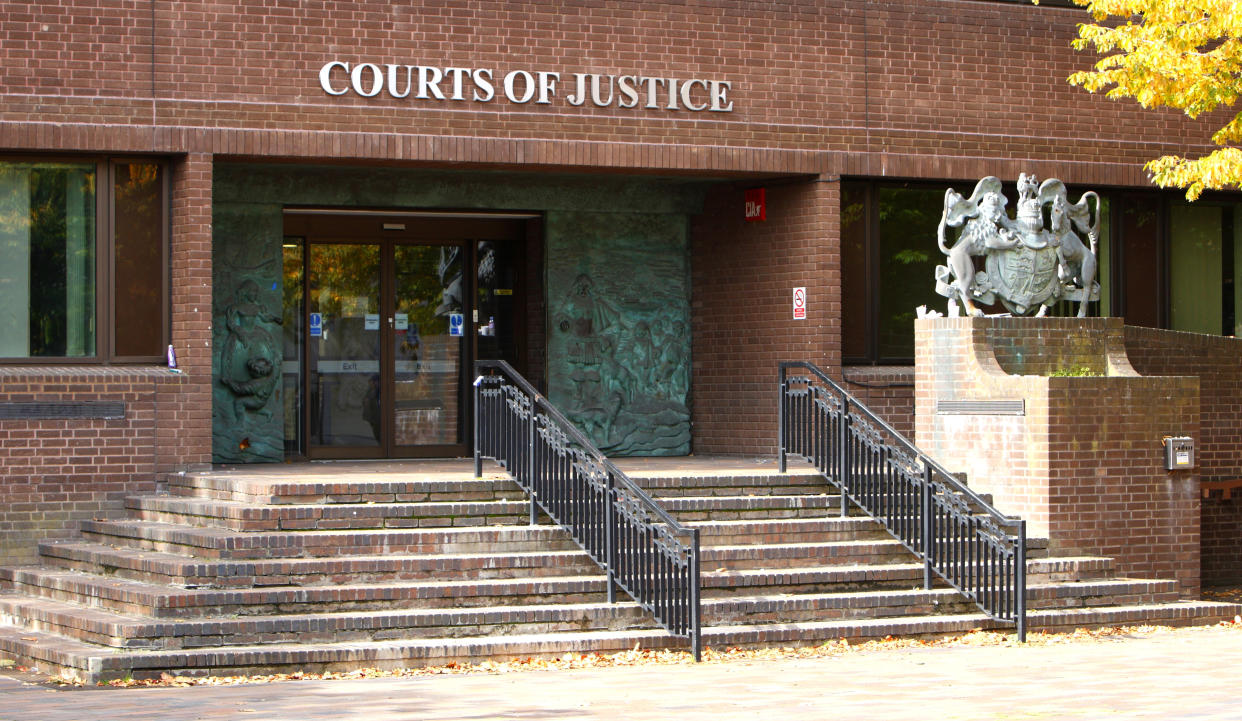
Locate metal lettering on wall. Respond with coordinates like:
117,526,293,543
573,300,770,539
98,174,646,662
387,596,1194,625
318,62,733,112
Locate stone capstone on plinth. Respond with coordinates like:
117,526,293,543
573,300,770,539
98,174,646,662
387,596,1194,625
915,317,1201,596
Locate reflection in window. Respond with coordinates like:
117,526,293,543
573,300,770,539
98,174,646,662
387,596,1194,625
0,162,96,357
113,162,164,357
876,187,944,360
1167,202,1242,337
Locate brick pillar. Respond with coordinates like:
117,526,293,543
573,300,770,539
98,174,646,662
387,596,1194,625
916,317,1201,596
690,177,840,455
159,152,214,473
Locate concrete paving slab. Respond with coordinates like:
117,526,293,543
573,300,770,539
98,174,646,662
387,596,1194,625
2,624,1240,721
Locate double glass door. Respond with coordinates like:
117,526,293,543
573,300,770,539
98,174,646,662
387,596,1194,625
306,241,466,457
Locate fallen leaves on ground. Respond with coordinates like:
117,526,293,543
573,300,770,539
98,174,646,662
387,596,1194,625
92,617,1242,689
1202,585,1242,604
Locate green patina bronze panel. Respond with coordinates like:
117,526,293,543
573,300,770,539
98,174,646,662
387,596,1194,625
546,211,690,455
212,203,285,463
212,165,705,461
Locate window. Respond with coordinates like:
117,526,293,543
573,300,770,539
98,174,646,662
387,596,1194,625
1168,202,1242,336
0,158,167,362
843,181,977,363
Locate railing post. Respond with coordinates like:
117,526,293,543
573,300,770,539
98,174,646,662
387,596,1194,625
839,396,851,518
526,394,538,526
778,365,787,473
606,473,617,604
690,528,701,662
922,464,934,590
1016,519,1027,642
473,367,483,479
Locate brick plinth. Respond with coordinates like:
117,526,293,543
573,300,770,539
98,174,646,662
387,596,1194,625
915,317,1200,596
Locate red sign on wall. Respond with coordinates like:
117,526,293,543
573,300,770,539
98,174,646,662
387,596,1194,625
744,188,766,222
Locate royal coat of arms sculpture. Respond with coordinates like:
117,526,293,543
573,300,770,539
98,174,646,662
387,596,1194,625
934,174,1100,317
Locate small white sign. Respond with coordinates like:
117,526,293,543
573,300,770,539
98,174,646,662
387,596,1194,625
394,313,409,330
449,313,464,337
793,287,807,320
364,314,380,330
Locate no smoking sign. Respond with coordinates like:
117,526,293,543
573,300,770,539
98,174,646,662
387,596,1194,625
793,287,806,320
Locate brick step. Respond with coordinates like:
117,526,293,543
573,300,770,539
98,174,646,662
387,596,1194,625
36,542,599,588
702,540,913,570
0,567,614,618
703,579,1183,625
168,472,525,505
0,576,1176,654
631,472,829,497
685,517,887,545
701,601,1242,650
0,594,658,650
5,600,1238,684
700,555,1118,597
125,495,532,532
77,520,581,559
660,494,839,521
3,551,1122,621
128,493,845,532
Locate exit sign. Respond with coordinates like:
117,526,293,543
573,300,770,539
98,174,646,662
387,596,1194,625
744,188,766,222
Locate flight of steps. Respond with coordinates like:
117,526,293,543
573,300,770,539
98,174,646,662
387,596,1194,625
0,463,1237,683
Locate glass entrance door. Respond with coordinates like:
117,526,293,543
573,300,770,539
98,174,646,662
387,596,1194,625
306,241,466,458
307,243,382,452
287,211,531,460
391,244,464,453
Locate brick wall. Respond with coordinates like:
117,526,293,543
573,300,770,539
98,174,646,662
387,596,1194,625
1123,327,1242,479
165,152,215,472
0,1,1238,559
0,0,1228,184
0,155,215,567
1124,327,1242,586
842,367,915,439
916,317,1201,596
0,368,186,565
1202,491,1242,585
690,179,839,455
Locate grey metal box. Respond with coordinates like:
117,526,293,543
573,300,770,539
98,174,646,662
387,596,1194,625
1164,436,1194,470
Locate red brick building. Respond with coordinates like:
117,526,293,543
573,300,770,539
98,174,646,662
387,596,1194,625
2,0,1240,572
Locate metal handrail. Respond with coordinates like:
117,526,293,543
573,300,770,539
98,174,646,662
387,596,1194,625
779,361,1026,640
473,360,702,659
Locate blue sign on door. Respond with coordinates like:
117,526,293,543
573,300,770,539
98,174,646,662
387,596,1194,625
448,313,464,337
309,312,323,337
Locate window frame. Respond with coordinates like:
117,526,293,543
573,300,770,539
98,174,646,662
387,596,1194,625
0,155,169,365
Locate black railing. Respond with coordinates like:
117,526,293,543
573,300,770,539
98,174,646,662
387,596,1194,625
779,361,1026,640
473,360,702,659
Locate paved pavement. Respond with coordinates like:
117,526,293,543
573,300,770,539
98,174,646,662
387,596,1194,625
3,624,1241,721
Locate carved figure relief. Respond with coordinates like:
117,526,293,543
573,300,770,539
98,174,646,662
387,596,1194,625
550,270,691,456
211,204,288,463
935,175,1100,317
219,278,284,422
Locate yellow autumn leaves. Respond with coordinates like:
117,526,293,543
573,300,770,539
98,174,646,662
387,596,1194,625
1045,0,1242,198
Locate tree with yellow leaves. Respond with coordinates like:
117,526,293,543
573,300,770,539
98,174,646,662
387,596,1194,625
1050,0,1242,199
